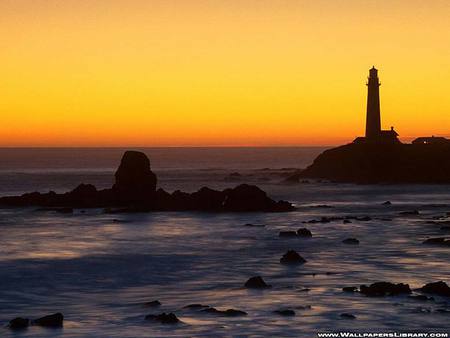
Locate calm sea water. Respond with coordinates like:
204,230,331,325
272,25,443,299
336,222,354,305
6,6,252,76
1,147,450,337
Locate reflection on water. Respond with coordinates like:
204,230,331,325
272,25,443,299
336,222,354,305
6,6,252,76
1,183,450,337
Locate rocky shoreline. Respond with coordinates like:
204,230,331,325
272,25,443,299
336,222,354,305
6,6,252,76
0,151,294,212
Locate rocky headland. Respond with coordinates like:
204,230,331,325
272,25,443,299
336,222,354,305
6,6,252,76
0,151,294,212
287,142,450,184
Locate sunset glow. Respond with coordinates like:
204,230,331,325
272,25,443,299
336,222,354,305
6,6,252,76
1,0,449,146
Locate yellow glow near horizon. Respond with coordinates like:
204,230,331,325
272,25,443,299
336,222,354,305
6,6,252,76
1,0,449,146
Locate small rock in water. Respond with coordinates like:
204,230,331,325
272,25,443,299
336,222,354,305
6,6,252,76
33,313,64,327
183,304,209,309
340,313,356,319
245,223,265,227
382,201,392,205
145,312,179,324
201,308,247,316
279,231,297,238
420,281,450,297
409,295,434,302
342,286,358,292
280,250,307,264
8,317,30,330
342,238,359,245
274,309,296,316
144,300,161,307
399,210,420,216
343,219,352,224
359,282,411,297
422,237,450,245
356,216,371,221
244,276,271,289
297,228,312,237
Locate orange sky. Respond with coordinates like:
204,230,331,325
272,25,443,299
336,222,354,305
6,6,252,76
1,0,449,146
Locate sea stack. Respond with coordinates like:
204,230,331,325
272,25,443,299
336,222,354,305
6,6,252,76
112,150,157,204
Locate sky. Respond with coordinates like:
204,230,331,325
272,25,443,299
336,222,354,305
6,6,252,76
0,0,449,146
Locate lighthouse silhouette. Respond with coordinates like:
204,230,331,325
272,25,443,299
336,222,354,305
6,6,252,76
354,67,399,144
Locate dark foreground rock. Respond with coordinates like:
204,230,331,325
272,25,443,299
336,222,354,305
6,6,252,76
244,276,271,289
145,312,179,324
280,250,307,264
420,281,450,297
359,282,411,297
33,313,64,327
0,151,294,213
8,317,30,330
292,142,450,184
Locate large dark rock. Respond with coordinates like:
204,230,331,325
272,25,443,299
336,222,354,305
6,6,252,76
112,151,157,204
420,281,450,297
359,282,411,296
33,313,64,327
294,142,450,184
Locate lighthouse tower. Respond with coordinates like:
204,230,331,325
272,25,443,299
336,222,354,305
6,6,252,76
365,66,381,139
352,66,399,144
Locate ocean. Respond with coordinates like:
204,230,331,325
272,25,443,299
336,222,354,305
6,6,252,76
1,147,450,337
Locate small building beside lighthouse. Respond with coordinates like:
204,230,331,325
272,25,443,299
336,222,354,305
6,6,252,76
354,67,400,144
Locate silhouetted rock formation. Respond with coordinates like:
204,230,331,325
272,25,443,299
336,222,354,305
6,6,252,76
0,151,294,212
112,150,157,204
290,142,450,184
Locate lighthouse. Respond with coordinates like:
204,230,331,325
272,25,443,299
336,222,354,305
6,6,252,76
365,66,381,139
354,67,399,144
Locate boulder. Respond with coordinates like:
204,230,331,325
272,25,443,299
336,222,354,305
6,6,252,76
112,151,157,204
297,228,312,237
420,281,450,297
145,312,179,324
359,282,411,296
244,276,271,289
8,317,29,330
33,313,64,327
280,250,307,264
